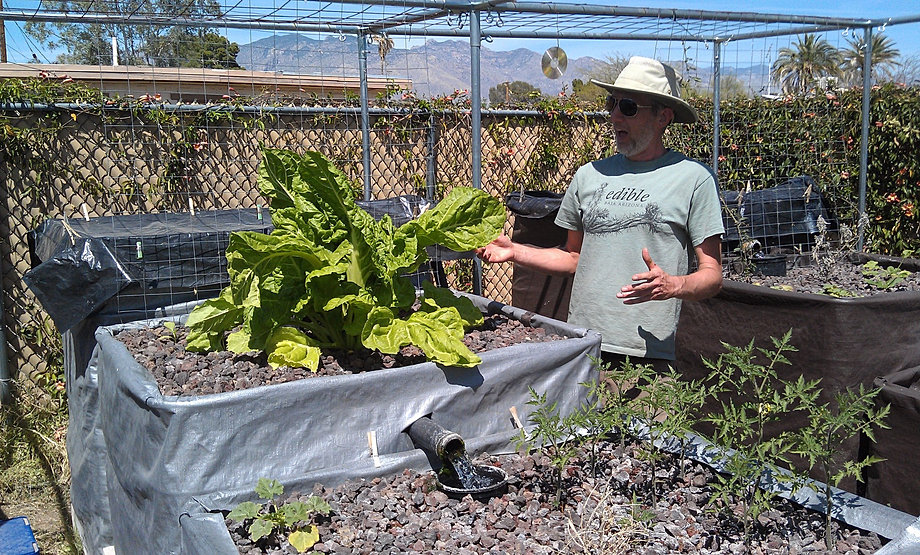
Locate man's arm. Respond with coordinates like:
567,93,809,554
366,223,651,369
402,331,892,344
477,230,583,277
617,235,723,303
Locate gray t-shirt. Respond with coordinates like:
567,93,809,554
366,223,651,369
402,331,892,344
555,150,724,360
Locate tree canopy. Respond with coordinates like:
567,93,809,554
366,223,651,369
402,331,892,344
25,0,242,69
772,34,843,95
488,81,542,105
840,33,901,87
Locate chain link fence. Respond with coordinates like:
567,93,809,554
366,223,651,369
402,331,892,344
0,104,616,390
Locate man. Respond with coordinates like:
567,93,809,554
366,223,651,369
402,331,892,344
478,56,724,371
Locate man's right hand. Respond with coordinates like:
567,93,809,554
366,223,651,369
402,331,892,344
476,234,515,263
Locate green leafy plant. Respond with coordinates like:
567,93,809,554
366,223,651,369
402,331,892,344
227,478,331,552
792,385,890,550
185,148,504,370
515,387,583,507
703,330,820,543
160,321,179,342
629,364,709,506
821,283,859,298
591,356,649,449
861,260,911,290
574,372,621,476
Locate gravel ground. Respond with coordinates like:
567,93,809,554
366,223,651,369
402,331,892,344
226,442,882,555
725,253,920,295
118,313,568,397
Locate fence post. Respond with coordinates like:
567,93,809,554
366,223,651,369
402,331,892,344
358,31,372,201
426,111,438,200
470,9,483,296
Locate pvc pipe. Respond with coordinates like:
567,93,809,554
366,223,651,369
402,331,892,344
405,416,466,460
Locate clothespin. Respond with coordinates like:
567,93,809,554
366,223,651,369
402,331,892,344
367,430,381,468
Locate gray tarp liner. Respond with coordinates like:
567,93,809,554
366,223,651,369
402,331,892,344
676,253,920,496
94,294,601,555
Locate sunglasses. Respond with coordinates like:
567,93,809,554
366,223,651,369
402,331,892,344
605,96,654,117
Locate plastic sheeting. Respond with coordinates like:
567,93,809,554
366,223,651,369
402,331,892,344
24,210,272,332
676,254,920,493
505,191,572,321
867,365,920,516
93,294,601,554
721,176,835,247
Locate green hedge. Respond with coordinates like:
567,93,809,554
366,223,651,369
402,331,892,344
668,85,920,257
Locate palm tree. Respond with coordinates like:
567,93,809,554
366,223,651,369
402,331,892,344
771,34,843,95
840,33,900,87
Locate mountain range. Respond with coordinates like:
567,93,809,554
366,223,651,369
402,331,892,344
236,34,608,98
236,34,774,99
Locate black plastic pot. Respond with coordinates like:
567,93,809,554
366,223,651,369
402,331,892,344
753,254,787,276
505,190,571,321
437,464,509,500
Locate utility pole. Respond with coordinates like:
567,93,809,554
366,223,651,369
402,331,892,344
0,0,7,64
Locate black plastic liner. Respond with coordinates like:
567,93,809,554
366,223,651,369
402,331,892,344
24,209,273,332
505,191,572,322
868,365,920,516
721,176,835,248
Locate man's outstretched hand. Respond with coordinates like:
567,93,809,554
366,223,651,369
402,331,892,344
476,234,514,264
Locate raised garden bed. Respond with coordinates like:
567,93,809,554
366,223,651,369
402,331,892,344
92,294,601,554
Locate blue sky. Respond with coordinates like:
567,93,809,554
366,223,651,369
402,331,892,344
486,1,920,62
3,1,920,64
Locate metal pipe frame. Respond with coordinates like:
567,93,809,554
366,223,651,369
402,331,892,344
858,25,873,251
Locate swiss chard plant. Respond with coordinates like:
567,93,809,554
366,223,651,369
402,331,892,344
185,148,504,369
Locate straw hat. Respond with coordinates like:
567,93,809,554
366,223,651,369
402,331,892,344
590,56,698,124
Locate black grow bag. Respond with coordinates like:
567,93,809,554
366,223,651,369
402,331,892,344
24,209,273,331
505,191,571,321
867,365,920,516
